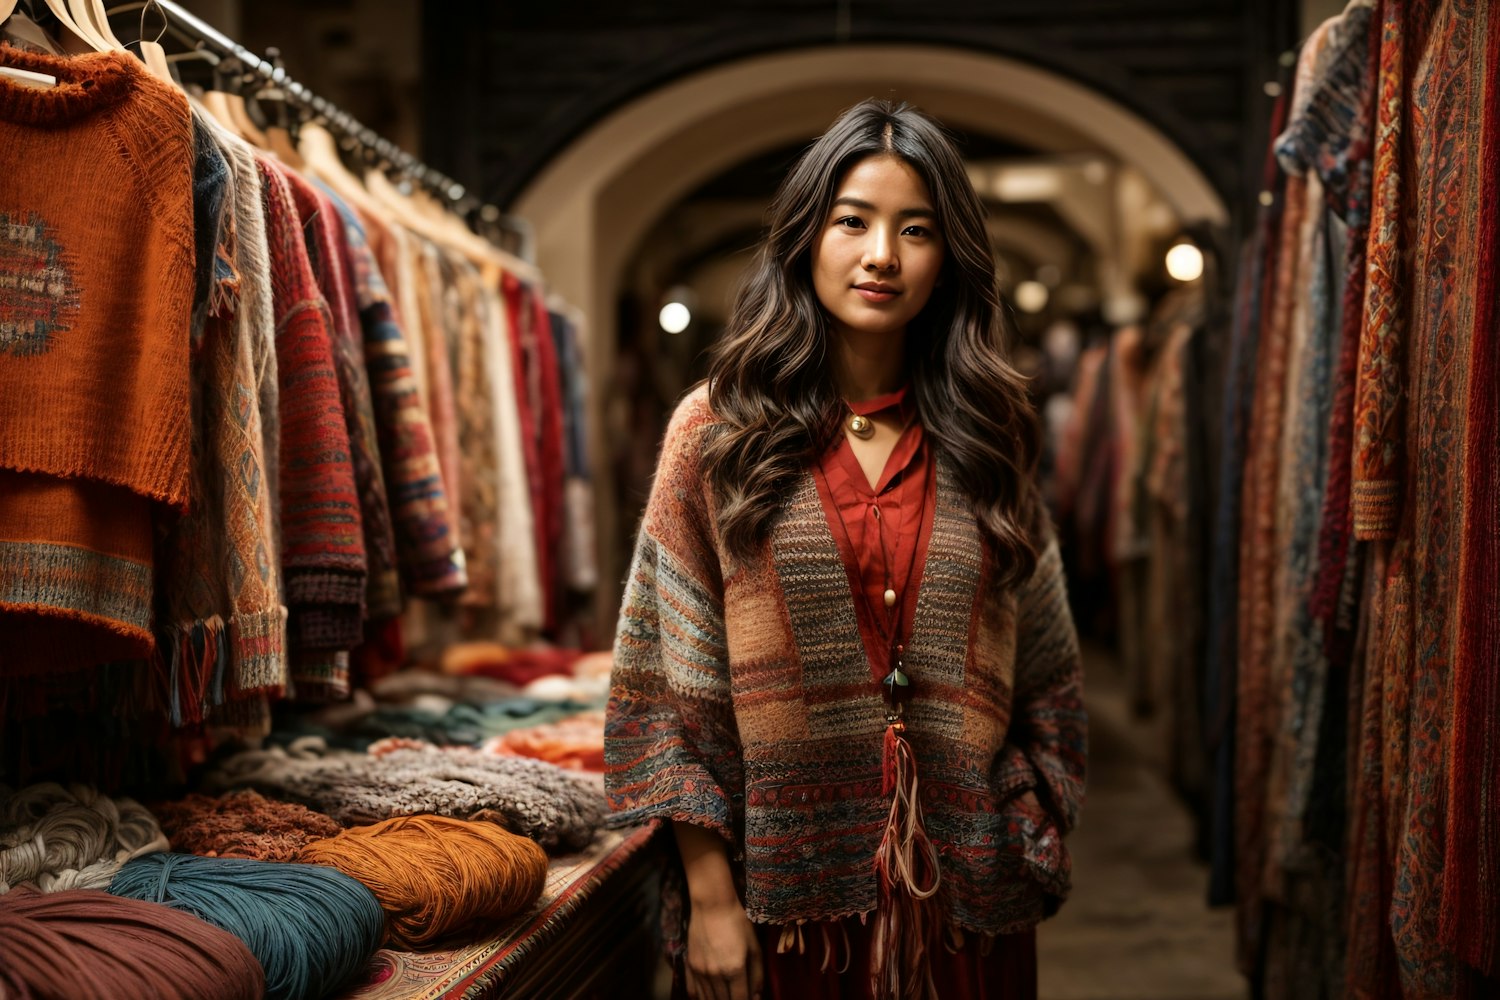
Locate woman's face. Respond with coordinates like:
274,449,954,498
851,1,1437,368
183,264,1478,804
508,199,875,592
811,153,946,342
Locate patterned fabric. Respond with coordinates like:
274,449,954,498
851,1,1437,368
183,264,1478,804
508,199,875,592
153,113,287,707
604,387,1086,937
1234,126,1313,981
1378,2,1491,993
283,170,393,639
1445,4,1500,979
256,159,365,657
0,48,195,668
324,195,467,598
451,255,503,611
1350,0,1407,540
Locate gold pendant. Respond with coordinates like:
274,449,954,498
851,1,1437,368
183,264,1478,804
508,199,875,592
847,413,875,439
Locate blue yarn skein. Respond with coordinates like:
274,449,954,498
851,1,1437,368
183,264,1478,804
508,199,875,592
108,852,385,1000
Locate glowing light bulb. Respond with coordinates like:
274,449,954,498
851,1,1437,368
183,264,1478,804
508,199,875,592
1013,280,1049,313
1165,243,1204,282
659,301,691,334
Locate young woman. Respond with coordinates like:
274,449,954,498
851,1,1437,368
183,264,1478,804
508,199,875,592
605,99,1087,1000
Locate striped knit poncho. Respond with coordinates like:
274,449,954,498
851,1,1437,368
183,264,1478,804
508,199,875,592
605,386,1087,936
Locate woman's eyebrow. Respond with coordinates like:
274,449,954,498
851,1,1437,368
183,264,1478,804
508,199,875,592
831,196,936,219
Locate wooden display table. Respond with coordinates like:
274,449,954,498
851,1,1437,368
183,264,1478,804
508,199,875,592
340,823,664,999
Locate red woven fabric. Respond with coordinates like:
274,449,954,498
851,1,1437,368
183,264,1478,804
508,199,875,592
1442,6,1500,975
812,388,933,677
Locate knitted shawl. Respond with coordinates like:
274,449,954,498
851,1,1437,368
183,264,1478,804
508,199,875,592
605,387,1086,935
255,159,365,660
0,50,194,667
324,197,467,598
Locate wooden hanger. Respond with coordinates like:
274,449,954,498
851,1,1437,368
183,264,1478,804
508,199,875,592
73,0,123,49
41,0,104,50
364,167,542,284
299,121,391,221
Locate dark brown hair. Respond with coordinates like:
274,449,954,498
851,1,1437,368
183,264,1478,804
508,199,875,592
703,98,1043,585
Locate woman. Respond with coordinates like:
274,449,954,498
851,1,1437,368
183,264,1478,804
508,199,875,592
605,99,1087,1000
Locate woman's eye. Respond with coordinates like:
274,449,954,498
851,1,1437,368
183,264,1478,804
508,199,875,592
836,216,865,230
903,225,931,238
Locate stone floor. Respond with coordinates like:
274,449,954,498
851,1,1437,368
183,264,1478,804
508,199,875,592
1038,643,1247,1000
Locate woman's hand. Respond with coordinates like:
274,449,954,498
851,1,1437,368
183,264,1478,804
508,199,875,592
672,821,764,1000
683,896,764,1000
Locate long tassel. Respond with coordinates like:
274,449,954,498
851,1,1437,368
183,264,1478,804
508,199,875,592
872,720,942,999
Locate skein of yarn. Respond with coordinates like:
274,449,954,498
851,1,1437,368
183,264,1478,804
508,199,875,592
109,852,384,1000
298,814,548,949
151,791,342,862
0,784,168,894
0,886,265,1000
204,737,604,850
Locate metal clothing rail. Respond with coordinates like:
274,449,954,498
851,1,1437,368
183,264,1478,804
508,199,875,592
152,0,471,205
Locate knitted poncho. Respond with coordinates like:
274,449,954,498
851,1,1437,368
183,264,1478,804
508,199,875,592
605,386,1088,935
0,49,194,667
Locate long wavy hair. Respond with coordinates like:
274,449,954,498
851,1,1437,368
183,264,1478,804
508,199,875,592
703,98,1043,586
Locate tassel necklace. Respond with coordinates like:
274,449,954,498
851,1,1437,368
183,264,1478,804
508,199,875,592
847,418,940,1000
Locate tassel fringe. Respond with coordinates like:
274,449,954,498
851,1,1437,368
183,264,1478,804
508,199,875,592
872,720,942,999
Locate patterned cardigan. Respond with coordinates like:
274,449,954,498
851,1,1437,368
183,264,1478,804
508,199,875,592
605,385,1087,935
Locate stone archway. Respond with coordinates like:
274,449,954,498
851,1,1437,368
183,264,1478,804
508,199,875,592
510,43,1231,625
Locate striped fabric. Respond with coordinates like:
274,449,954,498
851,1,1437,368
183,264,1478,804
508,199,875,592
605,385,1087,936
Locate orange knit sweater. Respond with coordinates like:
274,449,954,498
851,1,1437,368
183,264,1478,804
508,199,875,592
0,47,195,666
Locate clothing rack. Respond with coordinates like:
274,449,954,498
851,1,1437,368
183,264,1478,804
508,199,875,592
122,0,528,255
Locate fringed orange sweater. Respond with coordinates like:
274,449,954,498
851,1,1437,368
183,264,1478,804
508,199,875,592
0,48,195,668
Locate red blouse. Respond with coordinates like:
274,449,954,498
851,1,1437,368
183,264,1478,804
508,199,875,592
811,386,936,678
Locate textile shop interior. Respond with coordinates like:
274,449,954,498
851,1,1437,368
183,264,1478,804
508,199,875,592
2,1,1496,999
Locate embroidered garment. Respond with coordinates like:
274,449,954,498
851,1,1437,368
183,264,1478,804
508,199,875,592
1376,2,1496,993
0,48,195,666
605,387,1086,938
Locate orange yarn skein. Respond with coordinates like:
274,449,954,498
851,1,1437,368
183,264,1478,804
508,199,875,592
297,815,547,949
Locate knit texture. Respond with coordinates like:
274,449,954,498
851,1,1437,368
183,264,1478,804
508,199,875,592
256,158,366,656
325,195,467,600
153,113,287,708
152,790,341,862
0,49,195,666
284,174,398,623
605,386,1086,935
0,47,193,508
203,736,603,851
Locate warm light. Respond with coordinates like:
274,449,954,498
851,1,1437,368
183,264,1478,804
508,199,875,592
659,301,691,334
1013,280,1049,313
1165,243,1204,282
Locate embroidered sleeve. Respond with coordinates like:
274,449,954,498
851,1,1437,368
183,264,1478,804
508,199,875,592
1008,538,1087,836
604,393,738,843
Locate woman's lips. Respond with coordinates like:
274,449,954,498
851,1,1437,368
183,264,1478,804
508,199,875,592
853,286,899,303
